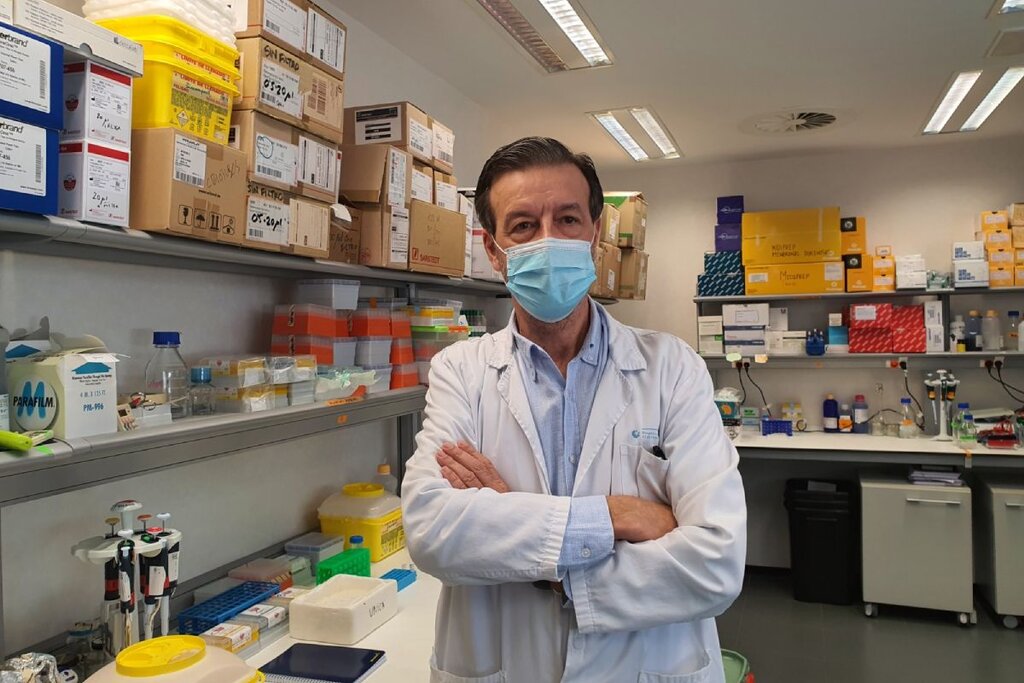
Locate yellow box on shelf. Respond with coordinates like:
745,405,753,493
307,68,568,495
840,216,866,255
741,207,842,266
744,261,845,295
845,254,872,292
990,266,1014,288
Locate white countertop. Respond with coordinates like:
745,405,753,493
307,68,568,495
730,430,1024,457
246,549,440,681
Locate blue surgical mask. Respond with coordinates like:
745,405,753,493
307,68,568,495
496,237,596,323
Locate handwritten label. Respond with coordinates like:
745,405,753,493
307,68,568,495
260,59,300,118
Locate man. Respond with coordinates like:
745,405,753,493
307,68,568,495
402,137,746,683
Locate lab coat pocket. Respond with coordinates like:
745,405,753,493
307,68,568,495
430,664,507,683
638,650,713,683
615,444,671,504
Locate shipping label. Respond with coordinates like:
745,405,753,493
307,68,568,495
298,135,336,192
306,7,345,73
0,26,51,113
254,132,297,184
173,134,207,188
84,147,130,224
247,195,289,245
260,59,301,118
387,148,407,208
409,118,431,158
432,125,454,166
0,117,46,196
435,181,457,211
263,0,306,50
87,66,132,147
411,168,432,203
390,206,409,264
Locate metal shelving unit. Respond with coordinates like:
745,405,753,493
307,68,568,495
702,351,1024,370
693,287,1024,306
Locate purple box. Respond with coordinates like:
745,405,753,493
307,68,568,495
717,195,744,224
715,224,741,252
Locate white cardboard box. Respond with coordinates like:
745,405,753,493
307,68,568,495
954,259,989,286
925,300,943,327
722,303,770,328
458,194,474,278
953,241,985,261
768,307,789,331
896,270,927,290
926,324,945,353
58,141,130,226
61,60,133,149
698,336,723,356
697,316,724,336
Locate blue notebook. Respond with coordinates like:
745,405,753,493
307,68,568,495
260,643,387,683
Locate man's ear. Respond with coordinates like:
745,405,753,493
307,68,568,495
484,231,505,276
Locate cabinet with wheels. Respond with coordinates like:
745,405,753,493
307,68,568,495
974,477,1024,629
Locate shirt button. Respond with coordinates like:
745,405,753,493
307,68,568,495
581,547,592,559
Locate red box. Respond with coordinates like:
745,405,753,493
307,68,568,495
850,328,893,353
335,312,351,338
273,304,336,337
892,327,926,353
891,305,925,329
849,303,893,330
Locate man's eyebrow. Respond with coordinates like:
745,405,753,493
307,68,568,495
504,209,536,224
556,202,582,213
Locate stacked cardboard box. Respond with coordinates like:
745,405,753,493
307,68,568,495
741,207,845,295
848,303,893,353
975,211,1012,287
1011,205,1024,285
839,216,870,292
698,251,744,297
895,254,926,290
602,193,649,299
714,195,743,252
697,315,723,356
722,303,768,356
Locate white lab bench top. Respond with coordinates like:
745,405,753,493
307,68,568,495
731,430,1024,457
246,549,440,681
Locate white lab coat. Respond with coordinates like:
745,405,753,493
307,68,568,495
402,310,746,683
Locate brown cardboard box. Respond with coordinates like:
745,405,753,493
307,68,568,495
433,171,458,211
299,59,344,142
619,249,648,300
1012,225,1024,248
605,192,647,249
599,203,620,245
129,128,246,244
284,195,330,258
1010,203,1024,227
429,116,454,174
304,2,346,81
593,243,622,297
327,205,361,264
589,247,606,297
242,181,292,252
297,131,340,203
358,202,409,270
236,38,304,128
229,110,299,192
411,162,433,204
338,144,411,208
408,199,466,276
233,0,309,54
840,216,866,255
344,102,432,164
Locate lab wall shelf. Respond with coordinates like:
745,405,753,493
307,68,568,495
0,387,426,507
693,287,1024,305
702,352,1024,371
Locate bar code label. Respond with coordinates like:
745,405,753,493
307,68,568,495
260,60,301,118
306,76,328,116
298,135,336,191
247,196,289,245
0,27,52,113
173,134,207,188
387,148,407,208
254,132,297,184
263,0,306,50
409,119,431,158
306,7,345,73
432,125,455,166
0,116,47,196
389,206,410,264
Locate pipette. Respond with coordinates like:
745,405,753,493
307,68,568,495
115,530,136,649
157,513,177,637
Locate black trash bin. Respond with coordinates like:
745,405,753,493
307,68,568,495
783,478,860,605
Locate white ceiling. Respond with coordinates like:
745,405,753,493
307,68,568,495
341,0,1024,170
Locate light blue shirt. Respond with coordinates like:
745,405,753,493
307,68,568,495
511,299,615,599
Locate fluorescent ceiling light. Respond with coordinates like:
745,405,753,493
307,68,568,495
961,66,1024,131
537,0,611,67
630,107,680,159
593,113,648,161
476,0,568,72
922,71,982,134
997,0,1024,14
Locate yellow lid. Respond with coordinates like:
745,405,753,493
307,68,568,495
116,635,206,677
343,483,384,498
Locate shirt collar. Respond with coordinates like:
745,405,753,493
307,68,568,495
511,298,607,369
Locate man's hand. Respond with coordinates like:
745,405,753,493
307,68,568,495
607,495,678,543
436,442,510,493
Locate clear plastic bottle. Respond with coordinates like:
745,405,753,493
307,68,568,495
189,366,216,416
852,394,870,434
1008,311,1020,350
373,464,398,495
959,413,978,446
982,310,1003,351
950,402,969,440
898,397,919,439
870,411,886,436
145,331,190,419
966,311,983,352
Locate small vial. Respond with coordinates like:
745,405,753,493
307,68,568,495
349,535,364,550
190,367,216,416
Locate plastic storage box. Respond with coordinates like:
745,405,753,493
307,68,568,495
271,335,333,365
214,385,273,413
390,311,412,338
289,575,398,646
356,337,393,366
269,355,317,384
363,364,393,394
84,635,262,683
228,557,293,589
267,586,310,608
178,581,280,634
297,279,361,310
351,310,391,336
202,356,269,388
315,548,371,583
273,304,337,337
411,325,470,361
390,337,414,364
318,483,405,562
391,363,419,389
407,305,457,327
285,532,347,572
335,312,350,338
417,361,431,385
332,339,357,367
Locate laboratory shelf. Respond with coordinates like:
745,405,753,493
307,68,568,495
692,287,1024,305
0,387,426,507
0,210,507,296
702,352,1024,370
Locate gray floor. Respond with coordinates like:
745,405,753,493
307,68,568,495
717,570,1024,683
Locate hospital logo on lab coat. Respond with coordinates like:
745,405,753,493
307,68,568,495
631,427,659,444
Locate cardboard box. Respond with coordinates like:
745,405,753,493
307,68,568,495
722,303,770,328
895,254,926,273
892,305,924,329
1016,265,1024,286
704,250,743,276
327,204,360,264
236,37,304,127
229,109,299,191
714,223,741,252
344,102,432,163
411,162,433,204
408,199,465,276
981,210,1009,230
892,327,926,354
845,254,872,292
839,216,866,255
592,242,621,297
769,307,789,331
243,181,292,251
129,128,245,242
953,241,985,260
471,228,501,281
925,301,943,327
304,2,345,80
953,259,989,287
926,325,945,353
873,257,895,292
297,131,339,202
697,316,724,336
6,343,119,439
338,144,411,208
849,328,892,354
0,21,62,131
232,0,308,54
1012,226,1024,247
284,194,329,258
724,341,766,357
433,171,458,211
61,60,132,149
599,203,621,245
724,327,766,343
717,195,744,225
0,115,58,215
698,336,724,356
605,192,647,249
990,265,1014,288
298,58,343,141
358,202,409,270
744,261,845,295
458,193,474,278
987,247,1015,265
697,273,745,297
1009,203,1024,227
1017,248,1024,265
619,249,648,300
875,245,892,258
430,116,454,174
849,303,893,330
58,141,130,226
896,271,926,290
976,228,1012,248
741,207,842,266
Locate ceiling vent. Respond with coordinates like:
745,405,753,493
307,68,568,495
988,27,1024,58
746,110,839,134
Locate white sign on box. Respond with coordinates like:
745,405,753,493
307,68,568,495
259,60,301,119
410,168,432,203
254,132,297,184
408,119,431,160
0,116,47,197
387,147,407,207
389,206,410,264
262,0,307,51
173,134,207,188
298,135,338,193
305,6,345,73
62,61,132,149
247,195,290,245
0,23,52,114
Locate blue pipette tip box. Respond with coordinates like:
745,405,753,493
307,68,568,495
381,568,417,591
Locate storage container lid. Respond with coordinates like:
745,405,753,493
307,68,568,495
87,635,262,682
318,484,401,520
286,532,346,553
